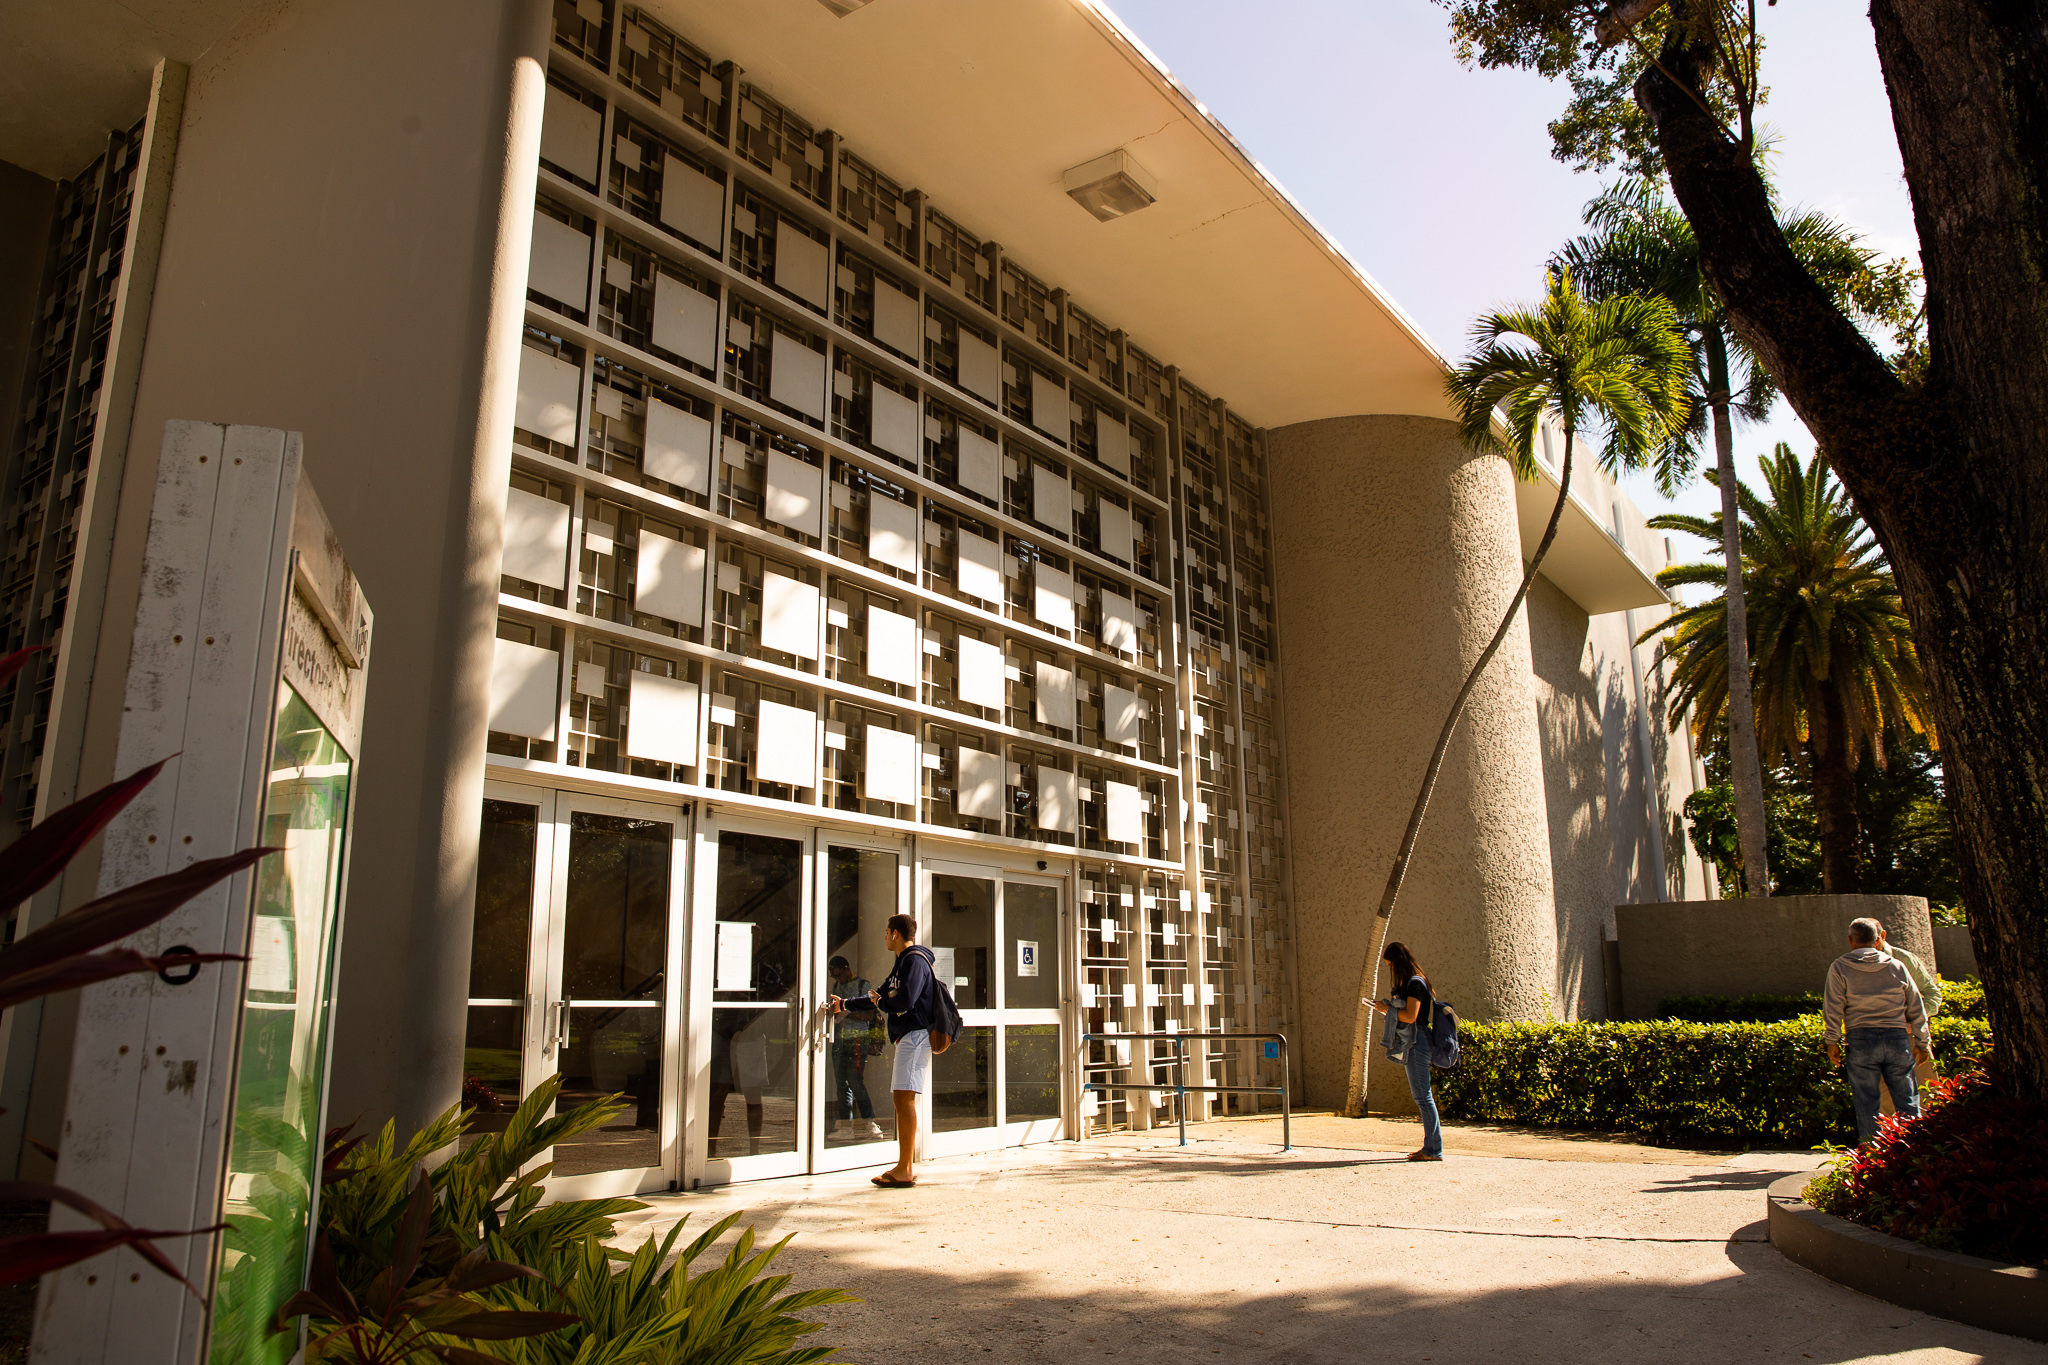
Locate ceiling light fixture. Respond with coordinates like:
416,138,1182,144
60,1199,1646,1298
815,0,875,15
1062,149,1157,222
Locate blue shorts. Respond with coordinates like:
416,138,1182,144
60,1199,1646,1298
891,1029,931,1093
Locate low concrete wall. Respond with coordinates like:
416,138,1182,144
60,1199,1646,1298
1932,924,1980,980
1615,895,1934,1019
1767,1173,2045,1341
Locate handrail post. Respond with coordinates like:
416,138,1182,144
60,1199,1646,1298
1176,1035,1187,1146
1281,1034,1291,1152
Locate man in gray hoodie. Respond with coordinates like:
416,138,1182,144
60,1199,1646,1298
1825,917,1932,1143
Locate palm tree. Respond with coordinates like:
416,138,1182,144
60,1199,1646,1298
1340,267,1691,1118
1645,444,1931,892
1554,179,1895,898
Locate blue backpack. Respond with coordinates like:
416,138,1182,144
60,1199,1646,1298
1425,997,1461,1071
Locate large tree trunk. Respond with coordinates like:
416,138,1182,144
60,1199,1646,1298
1635,4,2048,1098
1704,328,1771,896
1805,682,1863,894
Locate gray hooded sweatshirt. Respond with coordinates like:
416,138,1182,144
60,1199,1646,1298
1824,947,1930,1048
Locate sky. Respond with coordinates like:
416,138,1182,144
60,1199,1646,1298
1103,0,1918,544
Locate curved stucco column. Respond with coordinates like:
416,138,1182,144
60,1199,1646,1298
1266,415,1557,1111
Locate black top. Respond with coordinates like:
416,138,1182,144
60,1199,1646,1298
841,945,939,1042
1392,974,1433,1027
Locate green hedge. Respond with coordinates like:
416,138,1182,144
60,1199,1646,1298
1658,992,1822,1022
1435,1016,1992,1145
1659,977,1985,1024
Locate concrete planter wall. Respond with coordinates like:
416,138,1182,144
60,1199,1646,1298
1931,924,1979,980
1614,895,1933,1019
1768,1173,2045,1341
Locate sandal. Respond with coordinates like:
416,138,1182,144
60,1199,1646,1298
871,1173,918,1187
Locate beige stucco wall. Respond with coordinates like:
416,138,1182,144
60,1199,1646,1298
1526,561,1708,1020
1616,895,1936,1017
1266,414,1557,1112
42,0,549,1142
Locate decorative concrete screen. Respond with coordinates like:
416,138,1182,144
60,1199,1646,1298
491,3,1306,1131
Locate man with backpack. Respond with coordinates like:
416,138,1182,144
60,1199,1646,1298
830,913,961,1187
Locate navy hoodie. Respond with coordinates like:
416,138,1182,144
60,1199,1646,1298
842,945,939,1041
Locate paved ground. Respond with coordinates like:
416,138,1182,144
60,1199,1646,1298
617,1114,2039,1364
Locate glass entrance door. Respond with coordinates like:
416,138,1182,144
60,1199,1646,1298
921,863,1069,1159
463,785,686,1198
702,822,809,1183
811,843,908,1173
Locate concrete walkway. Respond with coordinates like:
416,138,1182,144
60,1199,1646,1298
618,1116,2037,1364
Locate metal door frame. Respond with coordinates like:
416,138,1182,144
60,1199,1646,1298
691,809,815,1187
480,777,690,1200
808,828,913,1174
917,854,1073,1159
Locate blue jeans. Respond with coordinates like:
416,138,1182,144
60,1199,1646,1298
831,1041,875,1120
1845,1026,1919,1143
1403,1045,1443,1156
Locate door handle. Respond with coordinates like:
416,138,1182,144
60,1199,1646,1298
551,996,573,1052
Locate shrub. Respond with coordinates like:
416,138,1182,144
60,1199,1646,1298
1659,975,1983,1023
282,1081,855,1363
1435,1016,1992,1145
1657,992,1822,1023
1805,1069,2048,1266
1937,976,1986,1019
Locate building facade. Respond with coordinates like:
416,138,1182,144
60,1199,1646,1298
0,0,1705,1207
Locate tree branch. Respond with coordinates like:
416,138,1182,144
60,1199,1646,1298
1634,38,1918,515
1595,0,1667,49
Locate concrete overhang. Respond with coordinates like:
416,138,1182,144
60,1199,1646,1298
7,0,1670,616
3,1,269,178
662,0,1451,430
1513,459,1671,615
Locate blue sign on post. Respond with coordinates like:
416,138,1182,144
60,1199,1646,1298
1262,1041,1280,1060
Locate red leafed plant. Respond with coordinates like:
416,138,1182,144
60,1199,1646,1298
0,646,273,1294
1806,1065,2048,1267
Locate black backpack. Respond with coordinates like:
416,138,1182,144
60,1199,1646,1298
909,946,966,1055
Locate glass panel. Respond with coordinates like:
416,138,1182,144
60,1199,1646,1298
714,831,802,1003
709,1007,799,1158
553,1006,662,1176
1003,883,1060,1009
553,812,671,1174
210,685,353,1365
562,813,670,1001
1005,1024,1061,1122
462,1006,524,1136
469,800,537,997
928,874,993,1009
824,847,898,1146
930,1025,994,1132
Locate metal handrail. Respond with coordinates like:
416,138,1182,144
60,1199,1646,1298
1080,1031,1290,1151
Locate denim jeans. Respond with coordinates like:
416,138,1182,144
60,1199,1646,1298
1845,1026,1919,1143
1402,1044,1443,1156
831,1041,875,1120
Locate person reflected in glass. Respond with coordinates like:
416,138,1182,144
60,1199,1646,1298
830,913,935,1186
827,955,884,1141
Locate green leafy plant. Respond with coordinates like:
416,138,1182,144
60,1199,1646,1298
472,1212,856,1365
273,1167,573,1364
290,1081,854,1364
1805,1068,2048,1267
1938,977,1985,1020
1435,1015,1990,1145
315,1077,639,1295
